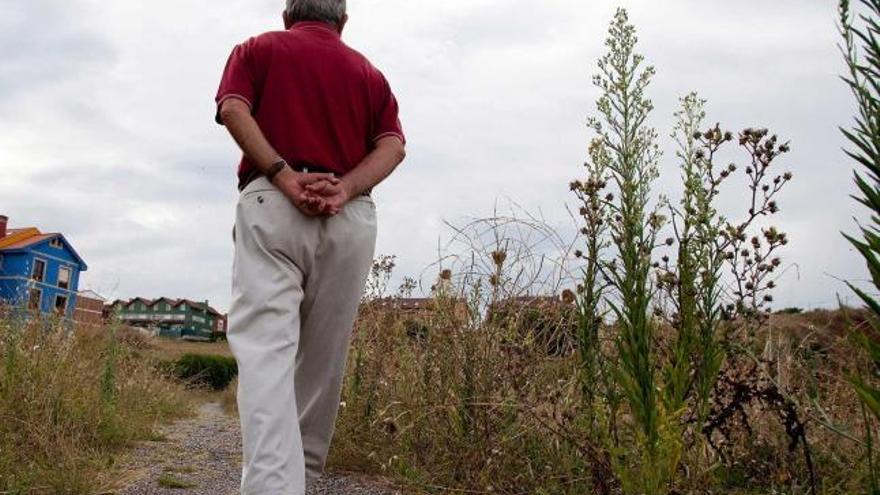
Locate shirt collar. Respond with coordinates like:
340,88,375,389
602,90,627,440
290,21,340,38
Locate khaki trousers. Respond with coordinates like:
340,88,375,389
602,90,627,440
228,176,377,495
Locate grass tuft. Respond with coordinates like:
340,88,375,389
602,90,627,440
0,313,192,493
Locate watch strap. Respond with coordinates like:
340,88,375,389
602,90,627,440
265,159,289,183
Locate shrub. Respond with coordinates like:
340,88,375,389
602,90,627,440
840,1,880,492
172,353,238,391
571,8,800,494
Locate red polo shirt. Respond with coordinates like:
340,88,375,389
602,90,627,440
215,21,405,190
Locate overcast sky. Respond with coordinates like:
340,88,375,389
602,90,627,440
0,0,867,312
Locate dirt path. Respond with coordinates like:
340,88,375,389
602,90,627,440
116,402,403,495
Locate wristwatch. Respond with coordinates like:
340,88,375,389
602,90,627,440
266,159,289,183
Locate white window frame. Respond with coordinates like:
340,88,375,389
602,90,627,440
50,238,63,249
57,266,71,290
31,257,46,283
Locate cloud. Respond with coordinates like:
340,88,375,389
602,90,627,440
0,0,866,312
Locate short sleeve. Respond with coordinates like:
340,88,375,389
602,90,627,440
214,38,261,125
370,72,405,145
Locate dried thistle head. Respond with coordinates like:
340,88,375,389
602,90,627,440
492,250,507,267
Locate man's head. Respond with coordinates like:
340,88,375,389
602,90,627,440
283,0,348,33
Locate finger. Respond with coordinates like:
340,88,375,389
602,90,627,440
320,173,341,185
300,197,322,213
305,182,334,195
312,182,344,196
299,173,341,186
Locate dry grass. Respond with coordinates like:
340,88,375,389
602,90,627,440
220,377,239,415
149,337,233,360
317,300,871,494
0,314,193,494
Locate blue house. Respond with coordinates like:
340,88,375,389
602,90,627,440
0,215,88,318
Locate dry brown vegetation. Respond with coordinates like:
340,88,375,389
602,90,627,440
148,335,233,360
323,295,871,494
0,315,193,494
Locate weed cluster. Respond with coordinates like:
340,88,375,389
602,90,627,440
0,314,191,493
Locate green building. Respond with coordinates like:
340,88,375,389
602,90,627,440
107,297,227,341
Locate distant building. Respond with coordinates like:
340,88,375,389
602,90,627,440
74,290,106,326
106,297,227,341
0,215,88,318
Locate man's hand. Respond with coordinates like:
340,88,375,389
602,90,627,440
272,168,342,216
304,179,353,216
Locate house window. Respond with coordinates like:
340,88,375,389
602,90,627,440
50,238,63,249
32,259,46,283
58,267,71,290
55,295,68,314
28,288,42,310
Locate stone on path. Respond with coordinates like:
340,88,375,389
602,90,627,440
116,402,403,495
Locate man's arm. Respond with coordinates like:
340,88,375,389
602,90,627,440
305,136,406,212
218,98,336,212
219,98,283,172
342,136,407,197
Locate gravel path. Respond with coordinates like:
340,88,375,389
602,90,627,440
116,402,404,495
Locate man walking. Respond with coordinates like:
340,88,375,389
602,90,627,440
214,1,406,493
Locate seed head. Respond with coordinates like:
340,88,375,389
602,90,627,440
492,250,507,266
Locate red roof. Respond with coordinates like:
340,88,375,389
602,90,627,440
0,226,87,271
1,233,58,250
108,297,224,317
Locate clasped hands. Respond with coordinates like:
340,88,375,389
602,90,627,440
273,168,352,217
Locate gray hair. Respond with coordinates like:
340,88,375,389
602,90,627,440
286,0,347,25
